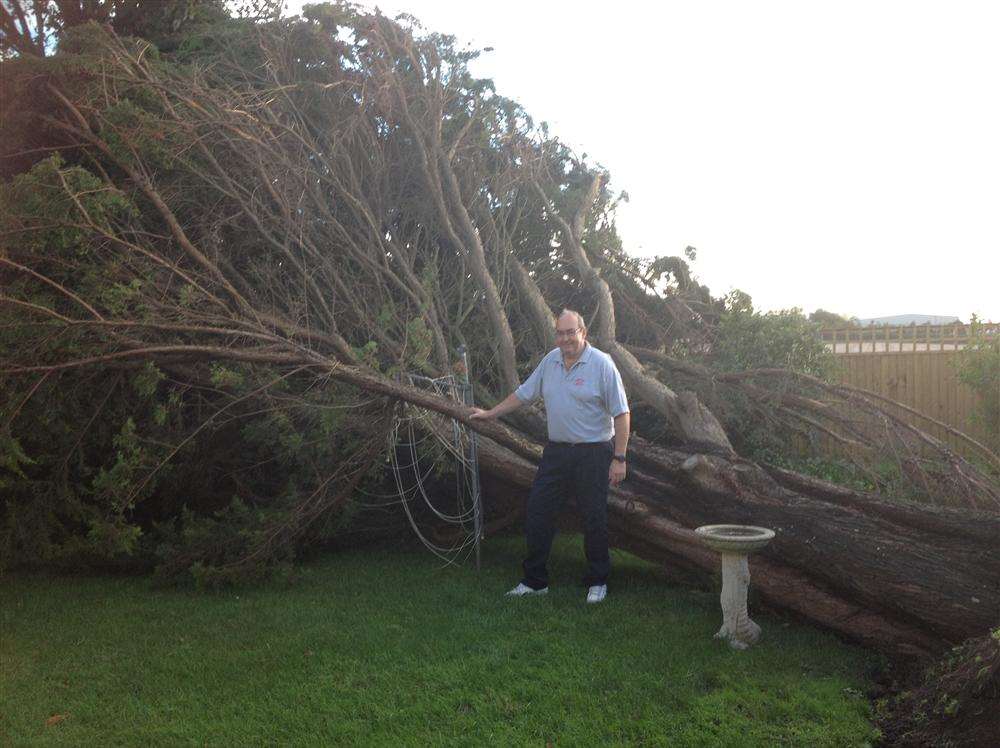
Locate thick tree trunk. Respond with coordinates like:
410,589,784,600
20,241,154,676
509,256,556,351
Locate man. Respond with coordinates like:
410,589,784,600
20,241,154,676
470,309,630,604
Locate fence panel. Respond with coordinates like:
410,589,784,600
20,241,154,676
831,350,992,457
817,323,997,460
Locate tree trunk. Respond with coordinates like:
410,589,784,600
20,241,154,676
470,428,996,656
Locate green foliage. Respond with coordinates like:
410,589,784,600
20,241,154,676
954,317,999,440
85,516,144,557
404,316,433,371
209,363,247,391
0,371,144,569
709,291,837,379
0,429,34,480
0,357,386,576
177,284,199,307
747,445,879,492
133,362,166,399
808,308,854,327
351,340,379,370
0,3,540,578
149,376,381,583
301,1,357,31
687,293,875,481
99,278,145,316
90,417,153,512
0,155,134,256
99,99,178,171
1,0,232,59
154,499,296,588
747,442,926,503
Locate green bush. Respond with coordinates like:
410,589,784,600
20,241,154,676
709,291,837,379
955,317,999,441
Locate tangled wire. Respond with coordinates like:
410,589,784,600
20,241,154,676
388,372,484,567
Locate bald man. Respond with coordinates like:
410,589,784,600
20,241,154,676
471,309,630,603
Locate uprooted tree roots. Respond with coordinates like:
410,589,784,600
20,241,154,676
876,629,1000,746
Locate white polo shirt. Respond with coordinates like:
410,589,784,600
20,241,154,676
514,344,629,443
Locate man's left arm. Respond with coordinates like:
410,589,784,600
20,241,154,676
610,411,630,487
604,360,631,487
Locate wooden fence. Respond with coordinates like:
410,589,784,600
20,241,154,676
820,322,999,353
819,323,998,457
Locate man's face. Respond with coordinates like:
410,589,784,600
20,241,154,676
555,314,586,358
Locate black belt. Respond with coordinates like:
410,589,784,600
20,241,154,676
547,440,611,447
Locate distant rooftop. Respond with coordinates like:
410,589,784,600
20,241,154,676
853,314,962,327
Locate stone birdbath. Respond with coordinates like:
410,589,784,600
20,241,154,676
695,524,776,650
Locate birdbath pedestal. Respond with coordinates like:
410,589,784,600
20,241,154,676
695,524,775,650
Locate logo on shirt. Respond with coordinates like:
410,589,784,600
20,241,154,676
573,377,585,386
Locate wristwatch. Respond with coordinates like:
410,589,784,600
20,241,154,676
613,454,626,463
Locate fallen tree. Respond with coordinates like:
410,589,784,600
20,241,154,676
1,4,997,655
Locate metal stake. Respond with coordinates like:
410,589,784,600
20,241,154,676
458,345,483,571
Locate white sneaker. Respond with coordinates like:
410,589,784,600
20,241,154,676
505,582,548,597
586,584,607,604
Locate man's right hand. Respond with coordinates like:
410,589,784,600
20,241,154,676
469,393,523,421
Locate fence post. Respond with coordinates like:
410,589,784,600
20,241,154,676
457,345,483,571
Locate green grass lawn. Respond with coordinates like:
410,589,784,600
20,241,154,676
1,535,878,746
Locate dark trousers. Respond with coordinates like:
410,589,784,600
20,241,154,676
521,441,613,590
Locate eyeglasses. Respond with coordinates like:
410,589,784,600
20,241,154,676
555,327,581,338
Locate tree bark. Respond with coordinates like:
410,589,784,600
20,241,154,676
508,256,556,351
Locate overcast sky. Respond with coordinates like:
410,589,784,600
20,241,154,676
287,1,1000,322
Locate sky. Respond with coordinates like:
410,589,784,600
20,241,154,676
286,0,1000,322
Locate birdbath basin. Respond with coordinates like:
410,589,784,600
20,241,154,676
695,524,775,554
695,524,775,650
